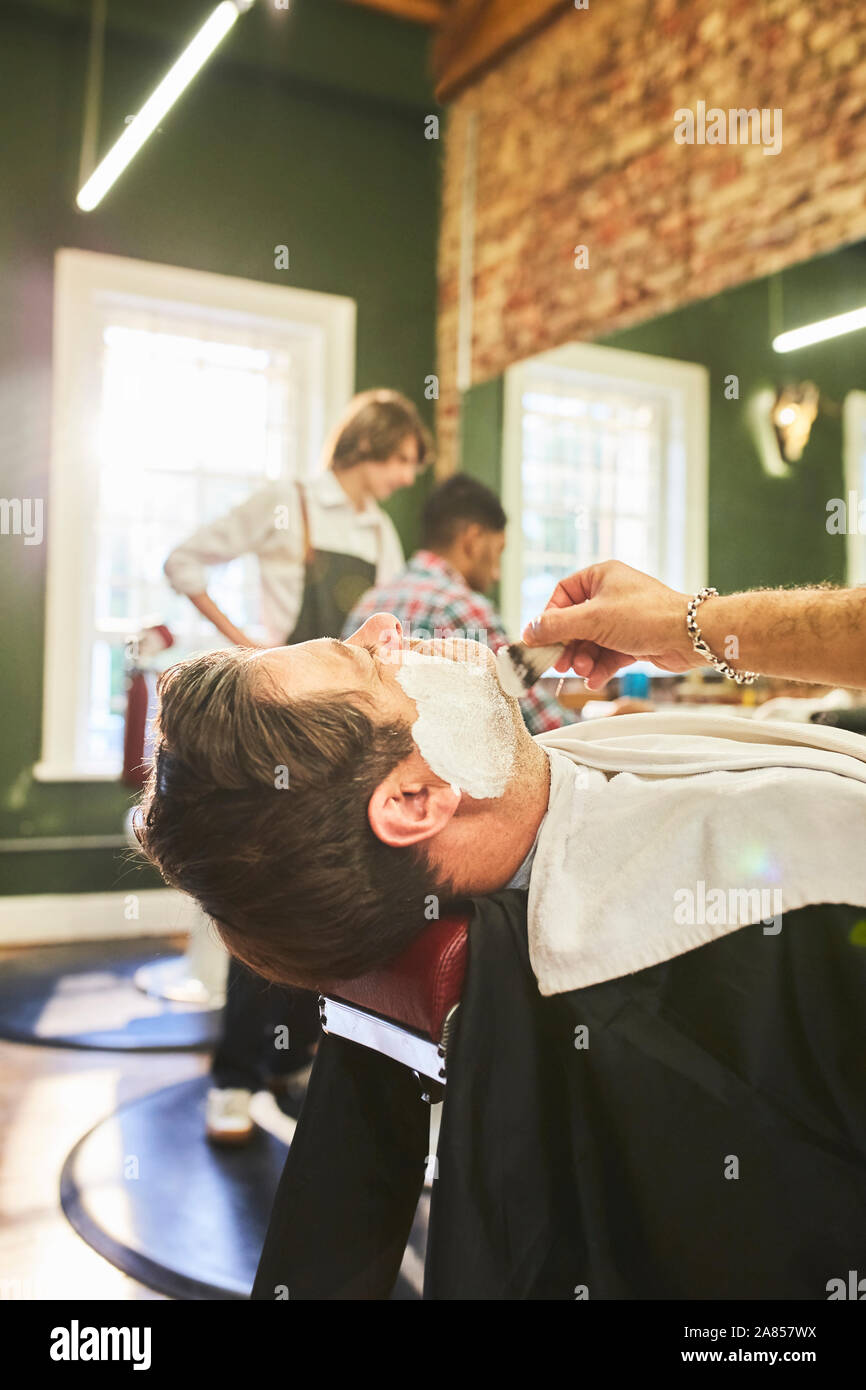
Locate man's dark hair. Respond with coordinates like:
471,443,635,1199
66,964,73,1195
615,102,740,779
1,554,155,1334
135,649,457,991
421,473,507,551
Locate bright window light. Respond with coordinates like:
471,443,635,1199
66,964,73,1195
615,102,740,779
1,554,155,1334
85,312,298,769
500,344,708,654
38,250,355,781
76,2,246,212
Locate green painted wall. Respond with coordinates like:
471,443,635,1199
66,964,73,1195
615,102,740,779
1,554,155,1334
459,375,505,610
460,376,504,498
597,245,866,594
0,0,439,894
461,242,866,601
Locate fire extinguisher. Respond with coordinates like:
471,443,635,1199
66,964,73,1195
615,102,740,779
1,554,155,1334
122,625,174,789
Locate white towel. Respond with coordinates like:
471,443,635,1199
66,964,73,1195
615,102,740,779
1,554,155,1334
528,711,866,996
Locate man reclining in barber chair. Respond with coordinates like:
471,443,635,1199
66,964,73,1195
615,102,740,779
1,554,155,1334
137,615,866,1300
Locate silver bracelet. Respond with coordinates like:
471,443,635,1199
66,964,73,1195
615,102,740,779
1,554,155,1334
686,587,759,685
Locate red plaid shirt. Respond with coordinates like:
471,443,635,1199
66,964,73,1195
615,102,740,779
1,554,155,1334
342,550,579,736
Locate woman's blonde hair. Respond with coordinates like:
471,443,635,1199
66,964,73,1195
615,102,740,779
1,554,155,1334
323,388,434,473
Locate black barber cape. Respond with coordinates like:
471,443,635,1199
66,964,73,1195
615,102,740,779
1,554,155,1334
252,890,866,1300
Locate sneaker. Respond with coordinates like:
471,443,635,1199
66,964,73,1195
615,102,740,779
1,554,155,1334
205,1087,254,1145
248,1089,298,1147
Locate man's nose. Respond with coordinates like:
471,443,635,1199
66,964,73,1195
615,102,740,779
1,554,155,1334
351,613,402,648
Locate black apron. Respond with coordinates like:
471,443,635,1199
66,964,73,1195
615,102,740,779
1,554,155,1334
286,482,377,644
258,482,378,1060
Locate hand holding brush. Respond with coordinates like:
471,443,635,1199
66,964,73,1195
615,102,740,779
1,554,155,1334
497,560,692,694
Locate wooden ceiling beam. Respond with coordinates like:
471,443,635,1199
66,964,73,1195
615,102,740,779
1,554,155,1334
341,0,451,26
433,0,571,100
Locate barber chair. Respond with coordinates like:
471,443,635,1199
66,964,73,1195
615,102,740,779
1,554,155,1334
318,914,469,1103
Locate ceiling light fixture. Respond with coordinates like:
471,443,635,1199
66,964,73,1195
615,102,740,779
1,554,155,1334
76,1,256,212
772,306,866,353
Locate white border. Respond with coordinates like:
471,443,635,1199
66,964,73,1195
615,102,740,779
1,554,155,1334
843,389,866,587
501,341,709,636
37,249,356,782
0,888,203,947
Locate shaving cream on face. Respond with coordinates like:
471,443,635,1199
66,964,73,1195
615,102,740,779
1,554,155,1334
394,649,518,799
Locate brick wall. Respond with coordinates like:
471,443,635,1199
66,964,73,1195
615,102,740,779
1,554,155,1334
437,0,866,473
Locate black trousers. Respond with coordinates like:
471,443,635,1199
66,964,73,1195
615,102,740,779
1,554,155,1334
211,957,321,1091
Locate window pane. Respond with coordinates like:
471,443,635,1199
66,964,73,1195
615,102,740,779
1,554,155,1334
85,309,303,772
518,369,669,641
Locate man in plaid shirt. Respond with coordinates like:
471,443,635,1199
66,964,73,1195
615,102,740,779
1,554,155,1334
342,474,579,735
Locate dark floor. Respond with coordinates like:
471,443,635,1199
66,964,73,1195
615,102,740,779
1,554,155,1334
0,1028,205,1299
0,938,432,1300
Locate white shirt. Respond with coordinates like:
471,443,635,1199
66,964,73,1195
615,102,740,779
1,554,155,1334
163,469,405,644
503,818,546,891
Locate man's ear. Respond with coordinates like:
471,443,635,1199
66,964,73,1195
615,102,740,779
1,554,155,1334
457,521,484,552
368,773,461,847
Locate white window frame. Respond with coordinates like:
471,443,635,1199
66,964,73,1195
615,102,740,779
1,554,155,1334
843,389,866,587
37,249,355,782
500,341,709,637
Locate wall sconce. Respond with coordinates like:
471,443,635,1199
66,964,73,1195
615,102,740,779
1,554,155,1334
771,382,819,463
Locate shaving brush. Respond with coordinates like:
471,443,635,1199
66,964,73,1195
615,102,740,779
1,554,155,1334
496,640,566,697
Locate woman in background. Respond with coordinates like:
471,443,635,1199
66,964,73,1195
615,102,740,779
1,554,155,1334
164,388,433,1143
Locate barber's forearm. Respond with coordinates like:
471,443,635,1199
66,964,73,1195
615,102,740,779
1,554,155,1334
698,587,866,689
524,561,866,691
187,592,261,648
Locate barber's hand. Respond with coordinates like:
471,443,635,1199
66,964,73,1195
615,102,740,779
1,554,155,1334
521,560,695,690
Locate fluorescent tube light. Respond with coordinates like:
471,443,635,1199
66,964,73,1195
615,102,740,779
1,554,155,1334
76,2,247,212
772,305,866,353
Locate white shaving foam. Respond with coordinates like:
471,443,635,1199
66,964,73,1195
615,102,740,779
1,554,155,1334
395,649,518,799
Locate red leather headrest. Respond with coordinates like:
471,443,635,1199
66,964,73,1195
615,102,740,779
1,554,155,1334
324,913,470,1041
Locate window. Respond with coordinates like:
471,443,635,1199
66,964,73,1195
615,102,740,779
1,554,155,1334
843,390,866,587
500,342,709,639
38,250,355,780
